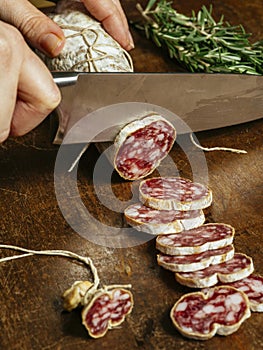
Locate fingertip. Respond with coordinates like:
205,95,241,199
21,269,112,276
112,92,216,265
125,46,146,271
0,129,10,143
39,32,65,57
126,31,135,51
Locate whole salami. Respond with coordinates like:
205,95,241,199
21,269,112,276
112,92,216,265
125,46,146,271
124,202,205,235
38,0,133,72
139,177,212,210
170,286,251,340
113,114,176,180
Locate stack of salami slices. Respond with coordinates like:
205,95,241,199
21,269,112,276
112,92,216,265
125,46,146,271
124,176,263,340
124,177,211,234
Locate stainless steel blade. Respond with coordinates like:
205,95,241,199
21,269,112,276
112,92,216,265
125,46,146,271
55,73,263,144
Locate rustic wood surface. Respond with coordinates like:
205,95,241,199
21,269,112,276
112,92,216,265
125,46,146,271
0,1,263,349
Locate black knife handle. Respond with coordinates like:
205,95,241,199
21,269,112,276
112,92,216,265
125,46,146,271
52,72,79,87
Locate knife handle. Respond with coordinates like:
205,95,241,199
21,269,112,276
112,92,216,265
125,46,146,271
52,72,79,87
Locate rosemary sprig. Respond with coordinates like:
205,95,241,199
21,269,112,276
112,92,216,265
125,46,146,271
135,0,263,74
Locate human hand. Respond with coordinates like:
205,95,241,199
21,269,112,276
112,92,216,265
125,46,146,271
0,20,61,142
0,0,133,142
7,0,134,54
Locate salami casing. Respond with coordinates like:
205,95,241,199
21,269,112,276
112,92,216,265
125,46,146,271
175,253,254,288
113,115,176,180
139,177,212,210
39,0,133,72
82,288,133,338
157,245,235,272
156,223,235,256
170,286,251,340
124,202,205,235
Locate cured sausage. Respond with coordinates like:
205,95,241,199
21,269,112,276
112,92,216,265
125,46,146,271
82,288,133,338
170,286,251,340
113,115,176,180
157,245,235,272
124,202,205,235
156,223,235,256
139,177,212,210
175,253,254,288
38,0,133,72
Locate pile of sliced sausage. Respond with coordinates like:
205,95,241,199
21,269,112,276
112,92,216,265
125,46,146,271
124,176,263,340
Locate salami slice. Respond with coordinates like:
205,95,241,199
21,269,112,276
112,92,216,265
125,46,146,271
202,275,263,312
170,286,251,340
82,288,133,338
124,202,205,235
227,275,263,312
175,253,254,288
139,177,212,210
156,223,235,256
114,114,176,180
157,245,235,273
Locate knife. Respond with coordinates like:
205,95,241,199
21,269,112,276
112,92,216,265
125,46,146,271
53,72,263,144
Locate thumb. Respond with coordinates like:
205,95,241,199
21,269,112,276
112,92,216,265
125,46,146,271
0,0,65,57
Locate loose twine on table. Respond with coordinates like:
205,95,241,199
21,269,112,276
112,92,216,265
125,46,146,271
190,133,247,154
0,244,131,306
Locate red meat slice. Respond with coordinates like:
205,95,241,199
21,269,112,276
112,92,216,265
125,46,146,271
114,114,176,180
124,202,205,235
170,286,251,340
156,223,235,255
82,288,133,338
175,253,254,288
157,245,235,272
139,177,212,210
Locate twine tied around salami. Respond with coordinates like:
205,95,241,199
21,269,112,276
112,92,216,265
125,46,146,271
0,244,133,339
38,0,133,72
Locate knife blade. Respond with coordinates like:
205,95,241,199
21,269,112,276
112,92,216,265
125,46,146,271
53,72,263,144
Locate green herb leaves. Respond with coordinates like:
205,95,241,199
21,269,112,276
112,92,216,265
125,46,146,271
136,0,263,74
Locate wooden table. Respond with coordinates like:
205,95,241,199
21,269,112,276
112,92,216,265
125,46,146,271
0,1,263,349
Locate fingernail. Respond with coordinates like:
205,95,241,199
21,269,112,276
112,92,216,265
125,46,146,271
40,33,64,57
127,31,135,50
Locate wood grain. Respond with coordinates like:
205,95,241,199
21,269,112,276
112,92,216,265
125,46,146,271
0,1,263,349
